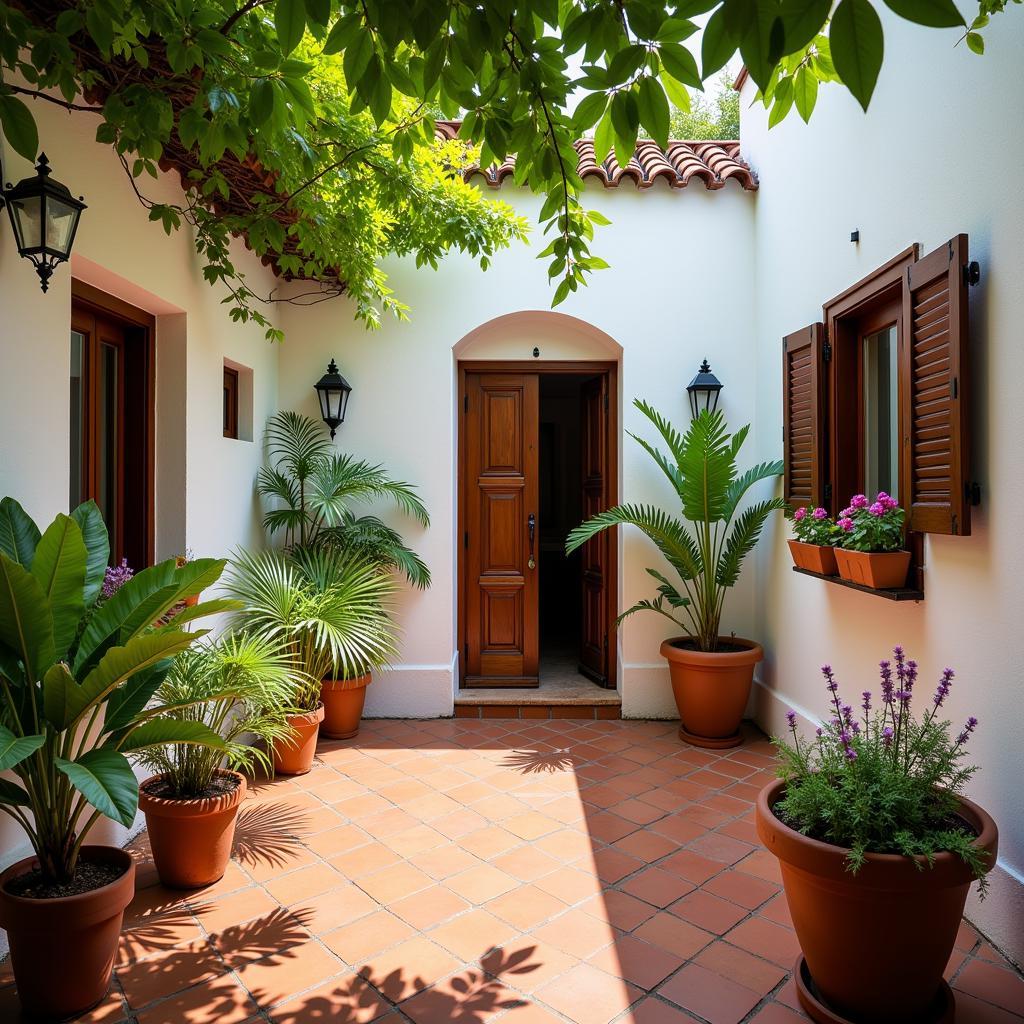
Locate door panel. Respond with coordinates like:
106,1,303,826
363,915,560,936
464,373,539,686
580,375,611,685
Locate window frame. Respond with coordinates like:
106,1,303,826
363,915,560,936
223,365,239,439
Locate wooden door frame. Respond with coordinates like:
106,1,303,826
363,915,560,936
457,360,619,689
71,280,156,567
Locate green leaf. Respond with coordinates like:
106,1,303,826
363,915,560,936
71,502,109,607
882,0,965,27
118,719,227,753
31,514,86,659
304,0,330,27
56,749,138,827
72,631,202,725
0,778,30,807
85,6,114,57
701,7,739,78
965,30,984,53
0,725,45,772
661,73,691,113
250,79,274,125
593,105,615,163
637,77,670,150
103,661,170,733
275,0,306,55
831,0,885,110
778,0,833,54
610,89,640,168
658,42,701,88
42,661,78,729
768,76,794,126
793,66,819,122
0,498,41,569
0,554,55,681
573,92,608,133
0,95,39,162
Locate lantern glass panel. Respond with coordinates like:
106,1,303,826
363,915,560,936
9,194,42,251
45,195,79,255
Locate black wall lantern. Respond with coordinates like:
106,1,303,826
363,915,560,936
686,359,723,419
1,154,86,292
314,359,352,439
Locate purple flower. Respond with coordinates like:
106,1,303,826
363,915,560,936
812,507,828,520
869,501,886,517
957,716,979,745
793,507,806,521
879,660,894,704
837,517,854,532
877,492,900,510
842,703,854,725
101,559,133,600
786,710,797,730
822,665,838,693
861,690,872,714
882,725,894,748
815,726,824,737
845,747,858,761
850,494,870,510
933,668,954,708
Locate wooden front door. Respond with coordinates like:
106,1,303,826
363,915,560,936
579,374,611,685
463,373,540,686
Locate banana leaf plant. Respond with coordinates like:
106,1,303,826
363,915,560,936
0,497,238,882
257,411,431,588
566,405,786,653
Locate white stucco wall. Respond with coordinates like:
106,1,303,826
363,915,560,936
277,180,759,720
0,99,282,885
740,10,1024,965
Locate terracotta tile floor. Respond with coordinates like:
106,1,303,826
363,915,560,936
4,718,1023,1024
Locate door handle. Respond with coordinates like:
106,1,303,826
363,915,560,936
527,513,536,570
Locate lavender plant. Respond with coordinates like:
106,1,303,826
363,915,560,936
773,647,989,888
100,558,134,601
790,506,839,546
836,492,906,552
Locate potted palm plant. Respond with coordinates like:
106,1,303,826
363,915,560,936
224,546,397,772
759,648,997,1023
567,405,785,748
0,498,231,1020
257,410,431,587
135,633,299,889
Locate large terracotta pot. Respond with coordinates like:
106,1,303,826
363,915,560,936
788,539,838,576
139,770,246,889
321,673,372,739
659,636,763,748
272,703,325,776
756,779,998,1024
0,845,135,1020
835,548,910,589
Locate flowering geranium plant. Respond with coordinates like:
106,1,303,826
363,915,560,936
790,506,839,546
836,492,906,552
773,647,990,888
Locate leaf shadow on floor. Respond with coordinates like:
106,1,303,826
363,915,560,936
231,800,312,872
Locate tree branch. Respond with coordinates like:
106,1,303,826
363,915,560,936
5,85,103,114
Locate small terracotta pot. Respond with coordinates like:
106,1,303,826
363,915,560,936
272,703,325,775
183,594,200,608
756,780,998,1023
659,637,763,748
835,548,910,589
321,673,372,739
139,770,246,889
788,539,838,576
0,846,135,1020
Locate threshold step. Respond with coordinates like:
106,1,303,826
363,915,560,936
456,681,622,720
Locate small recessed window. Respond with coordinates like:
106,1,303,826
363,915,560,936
223,366,239,439
862,324,898,500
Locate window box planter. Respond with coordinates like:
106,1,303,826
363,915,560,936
788,539,838,576
835,548,911,589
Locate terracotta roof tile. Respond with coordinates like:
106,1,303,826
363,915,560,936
436,121,757,192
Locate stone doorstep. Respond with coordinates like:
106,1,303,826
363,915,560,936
455,704,622,720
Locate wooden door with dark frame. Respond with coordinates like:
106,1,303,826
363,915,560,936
70,283,155,568
458,361,618,690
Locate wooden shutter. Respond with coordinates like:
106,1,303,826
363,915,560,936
900,234,971,535
783,323,827,510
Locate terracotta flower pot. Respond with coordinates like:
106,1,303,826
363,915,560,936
756,779,998,1024
139,770,246,889
659,636,763,748
272,703,325,775
321,673,372,739
788,539,838,576
835,548,911,589
0,846,135,1020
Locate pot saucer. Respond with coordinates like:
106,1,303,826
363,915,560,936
794,955,955,1024
678,724,743,749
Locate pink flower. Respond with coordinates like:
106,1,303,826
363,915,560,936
793,507,806,521
840,506,854,519
884,495,899,510
869,502,886,517
850,494,869,510
837,516,854,531
812,507,828,520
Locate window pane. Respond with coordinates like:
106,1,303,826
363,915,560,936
98,342,119,549
862,325,899,500
70,331,85,508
